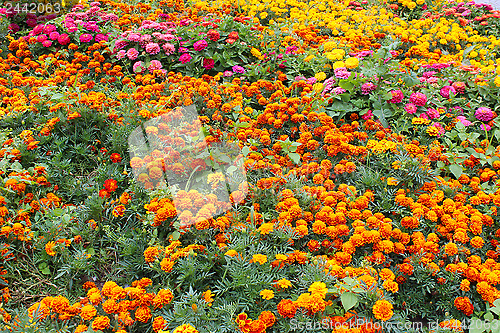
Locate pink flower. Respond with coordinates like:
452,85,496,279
116,50,127,59
33,24,44,35
127,48,139,60
163,43,175,55
80,34,93,43
431,122,445,137
456,116,472,127
426,108,440,119
404,103,417,114
42,40,52,47
133,61,145,73
145,42,161,55
193,39,208,51
439,85,456,98
203,58,215,70
389,90,404,103
58,34,70,45
362,110,373,120
334,67,350,79
43,24,56,34
95,34,108,42
127,33,141,42
409,92,427,106
148,60,163,72
361,82,377,95
49,31,60,40
37,35,48,43
475,107,494,122
179,53,192,64
27,19,37,28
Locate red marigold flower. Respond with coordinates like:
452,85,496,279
277,299,297,318
110,153,122,163
104,179,118,192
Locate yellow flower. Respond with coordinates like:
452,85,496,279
258,223,274,235
332,61,346,69
344,57,359,69
275,278,292,289
387,177,399,185
308,282,328,298
315,72,327,81
45,241,56,256
252,254,267,265
372,300,394,321
494,76,500,87
260,289,275,300
275,254,287,261
224,249,238,257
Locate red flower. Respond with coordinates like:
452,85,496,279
203,58,215,70
226,31,239,44
207,29,220,41
110,153,122,163
99,189,110,198
104,179,118,192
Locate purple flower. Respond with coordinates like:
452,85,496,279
404,103,417,114
193,39,208,51
27,19,37,28
232,65,245,74
440,85,456,98
475,107,494,122
389,90,404,103
179,53,192,64
80,34,93,43
409,92,427,106
127,48,139,60
456,116,472,127
145,42,161,55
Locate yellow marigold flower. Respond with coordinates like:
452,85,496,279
173,323,199,333
252,254,267,265
315,72,327,81
494,76,500,87
387,177,399,186
224,249,238,257
275,278,292,289
275,254,287,261
258,223,274,235
372,300,394,321
382,280,399,293
260,289,275,300
45,241,56,256
332,61,346,69
344,57,359,69
308,282,328,298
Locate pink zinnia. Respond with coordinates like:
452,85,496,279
431,122,445,137
145,42,160,55
409,92,427,106
456,116,472,127
37,34,48,43
475,107,494,122
440,85,456,98
49,31,60,40
179,53,192,64
43,24,56,34
427,108,440,119
361,110,373,120
404,103,417,114
116,50,127,60
127,48,139,60
127,33,141,42
361,82,377,94
80,34,93,43
389,90,404,103
133,61,145,73
95,34,108,42
42,40,52,47
163,43,175,55
148,60,163,72
193,40,208,51
57,34,70,45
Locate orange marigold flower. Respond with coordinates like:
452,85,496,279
45,241,56,256
80,304,97,320
258,310,276,328
372,300,394,321
308,281,328,298
144,246,160,263
91,315,110,331
382,280,399,293
251,254,267,265
172,323,199,333
152,316,168,332
454,296,474,316
135,306,152,323
260,289,274,300
277,299,297,318
74,325,88,333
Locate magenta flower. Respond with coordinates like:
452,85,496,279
475,107,494,122
193,40,208,51
127,48,139,60
332,87,347,95
232,65,245,74
37,35,48,43
404,103,417,114
42,40,52,47
431,122,445,137
43,24,56,34
409,92,427,106
49,31,60,41
439,85,456,98
334,67,350,80
361,110,373,120
480,124,491,131
116,50,127,60
145,43,160,55
203,58,215,70
389,90,404,103
95,34,108,42
133,61,145,73
33,24,44,35
361,82,377,95
179,53,192,64
58,34,70,45
80,34,93,43
426,108,440,119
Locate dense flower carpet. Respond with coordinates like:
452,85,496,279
1,0,500,331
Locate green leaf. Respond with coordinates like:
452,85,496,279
491,303,500,316
52,208,64,217
87,248,96,256
449,164,463,179
288,153,300,165
469,318,486,333
339,80,354,91
340,292,358,312
39,263,51,275
172,231,181,241
485,312,494,321
242,146,250,157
